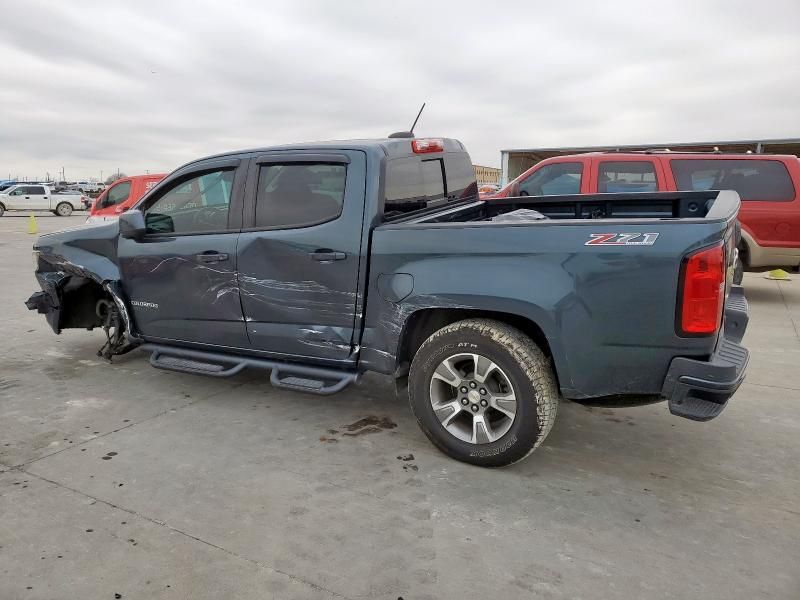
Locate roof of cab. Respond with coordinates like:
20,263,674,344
176,137,467,172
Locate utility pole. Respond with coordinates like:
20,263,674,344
61,167,65,183
100,170,103,182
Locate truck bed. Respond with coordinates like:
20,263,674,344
392,190,739,225
362,190,741,400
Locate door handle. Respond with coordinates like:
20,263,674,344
309,250,346,262
25,196,30,199
196,252,229,263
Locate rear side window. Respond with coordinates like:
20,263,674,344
520,162,582,196
255,163,346,228
598,161,657,193
106,181,131,206
29,186,46,195
670,159,795,201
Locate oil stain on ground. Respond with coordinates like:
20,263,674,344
320,415,398,442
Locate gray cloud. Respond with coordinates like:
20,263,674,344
1,0,798,180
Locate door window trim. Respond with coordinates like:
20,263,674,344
243,154,352,233
138,159,244,238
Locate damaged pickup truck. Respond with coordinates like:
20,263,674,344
26,135,749,467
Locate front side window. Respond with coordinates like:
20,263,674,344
255,163,346,228
105,181,131,207
145,169,234,234
598,161,657,193
670,159,795,201
519,162,583,196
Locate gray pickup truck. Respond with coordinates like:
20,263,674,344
25,135,749,466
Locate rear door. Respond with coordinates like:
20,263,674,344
237,150,366,363
118,158,249,347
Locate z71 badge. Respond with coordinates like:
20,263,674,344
585,233,659,246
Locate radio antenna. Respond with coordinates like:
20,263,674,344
388,103,427,139
409,103,426,134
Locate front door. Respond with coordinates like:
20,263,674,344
237,150,366,362
118,158,249,348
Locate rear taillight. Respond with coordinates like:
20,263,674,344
679,243,725,335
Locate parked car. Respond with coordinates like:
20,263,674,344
69,181,105,193
494,152,800,282
86,174,166,223
26,136,748,467
0,184,87,216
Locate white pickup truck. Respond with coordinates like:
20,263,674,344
0,184,87,217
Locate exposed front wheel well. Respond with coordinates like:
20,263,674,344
396,308,556,381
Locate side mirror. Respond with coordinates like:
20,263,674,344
118,210,146,240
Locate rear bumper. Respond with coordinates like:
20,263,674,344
661,286,749,421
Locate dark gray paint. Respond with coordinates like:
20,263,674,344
27,138,741,401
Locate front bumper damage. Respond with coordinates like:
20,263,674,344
661,285,749,421
25,271,69,334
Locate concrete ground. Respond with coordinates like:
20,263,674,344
1,214,798,600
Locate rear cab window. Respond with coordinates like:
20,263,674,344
669,159,796,201
383,152,477,219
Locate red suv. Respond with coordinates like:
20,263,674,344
495,152,800,282
86,174,166,223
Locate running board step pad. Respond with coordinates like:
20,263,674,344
156,356,226,373
143,344,359,395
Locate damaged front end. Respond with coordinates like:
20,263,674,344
25,225,139,360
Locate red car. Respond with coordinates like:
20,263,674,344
86,173,166,223
495,152,800,282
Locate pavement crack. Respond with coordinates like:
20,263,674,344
12,383,249,470
18,468,353,600
775,281,800,340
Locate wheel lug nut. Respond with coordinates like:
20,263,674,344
480,399,488,407
460,386,468,393
471,404,479,412
480,388,487,395
469,382,477,389
461,398,469,405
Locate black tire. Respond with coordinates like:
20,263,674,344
733,256,744,285
55,202,73,217
408,318,559,467
0,203,5,217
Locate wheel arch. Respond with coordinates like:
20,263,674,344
395,307,567,391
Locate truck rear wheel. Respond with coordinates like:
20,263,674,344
408,318,558,467
56,202,73,217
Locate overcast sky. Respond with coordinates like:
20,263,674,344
1,0,799,180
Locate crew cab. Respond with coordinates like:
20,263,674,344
0,184,87,217
87,174,166,223
495,152,800,282
69,181,105,194
25,136,749,467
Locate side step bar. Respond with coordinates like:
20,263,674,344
141,344,359,395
